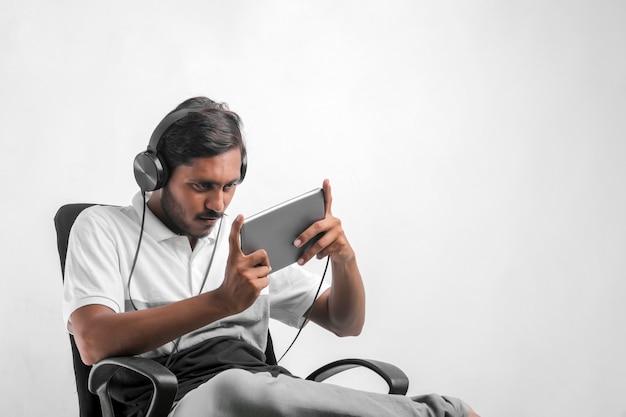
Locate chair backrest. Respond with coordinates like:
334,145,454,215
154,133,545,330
54,203,103,417
55,203,278,417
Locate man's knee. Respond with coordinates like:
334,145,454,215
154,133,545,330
171,370,291,417
210,369,283,413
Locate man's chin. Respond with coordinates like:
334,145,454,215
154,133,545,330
190,224,215,239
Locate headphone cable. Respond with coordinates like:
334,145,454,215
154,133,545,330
277,255,330,364
165,217,224,368
127,191,147,311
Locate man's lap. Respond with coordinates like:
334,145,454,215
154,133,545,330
169,368,468,417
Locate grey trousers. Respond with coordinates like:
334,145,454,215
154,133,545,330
169,368,469,417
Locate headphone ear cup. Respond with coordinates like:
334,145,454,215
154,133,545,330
134,151,167,192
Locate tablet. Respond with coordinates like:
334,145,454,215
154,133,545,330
240,188,325,273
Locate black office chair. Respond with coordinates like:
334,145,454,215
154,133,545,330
55,203,410,417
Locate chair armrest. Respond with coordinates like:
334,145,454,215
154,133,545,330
305,358,409,395
88,356,178,417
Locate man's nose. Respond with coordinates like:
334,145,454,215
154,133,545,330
206,190,225,214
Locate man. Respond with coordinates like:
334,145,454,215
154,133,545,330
63,96,478,416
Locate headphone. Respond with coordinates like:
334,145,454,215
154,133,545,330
133,107,248,192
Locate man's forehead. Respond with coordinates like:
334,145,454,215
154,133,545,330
176,151,242,180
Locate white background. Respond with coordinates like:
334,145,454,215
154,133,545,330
1,1,625,416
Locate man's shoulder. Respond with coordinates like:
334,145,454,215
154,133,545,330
77,203,130,218
74,203,138,231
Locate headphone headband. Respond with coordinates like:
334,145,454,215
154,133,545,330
133,106,247,192
146,108,201,153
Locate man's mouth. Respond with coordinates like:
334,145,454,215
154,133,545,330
196,212,223,224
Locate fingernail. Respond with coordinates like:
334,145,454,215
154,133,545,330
294,239,301,247
297,258,304,265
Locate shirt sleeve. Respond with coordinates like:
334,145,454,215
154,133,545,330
62,207,126,328
268,264,330,328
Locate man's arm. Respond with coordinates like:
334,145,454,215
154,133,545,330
71,293,229,365
294,180,366,337
70,214,271,365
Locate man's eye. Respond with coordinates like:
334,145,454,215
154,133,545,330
192,183,209,191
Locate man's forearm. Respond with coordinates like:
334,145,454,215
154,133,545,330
70,290,236,365
327,257,366,335
309,256,365,337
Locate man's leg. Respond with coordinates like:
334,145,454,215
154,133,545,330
169,369,468,417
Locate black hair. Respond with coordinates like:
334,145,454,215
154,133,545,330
157,96,247,174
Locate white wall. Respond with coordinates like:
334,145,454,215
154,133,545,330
1,1,625,416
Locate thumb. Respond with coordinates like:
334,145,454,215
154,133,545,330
228,214,245,258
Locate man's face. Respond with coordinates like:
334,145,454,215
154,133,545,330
157,148,242,241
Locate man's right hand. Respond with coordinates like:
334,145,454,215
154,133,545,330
217,214,271,314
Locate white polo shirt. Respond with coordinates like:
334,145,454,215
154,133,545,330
62,192,327,358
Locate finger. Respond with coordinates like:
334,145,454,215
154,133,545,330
297,229,334,265
293,218,326,251
315,238,344,260
255,276,271,291
228,214,245,257
322,179,333,216
254,265,272,279
248,248,271,269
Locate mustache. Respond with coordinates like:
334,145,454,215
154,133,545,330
196,210,224,220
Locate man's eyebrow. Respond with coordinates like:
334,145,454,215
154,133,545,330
191,178,240,186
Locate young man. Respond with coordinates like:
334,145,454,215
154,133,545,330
63,96,477,416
